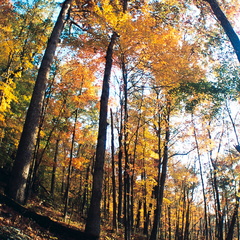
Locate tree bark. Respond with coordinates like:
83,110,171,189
192,113,209,240
122,54,131,240
117,99,123,224
85,32,118,238
64,109,78,220
80,165,90,216
226,188,240,240
183,192,190,240
150,99,171,240
50,138,60,197
168,206,171,240
6,0,72,204
110,109,117,230
204,0,240,62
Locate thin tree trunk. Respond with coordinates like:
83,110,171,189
207,119,225,240
226,188,240,240
64,109,78,220
29,96,66,198
204,0,240,62
150,99,171,240
50,138,60,197
103,168,110,220
150,90,163,240
28,72,58,198
168,206,171,240
142,128,150,237
211,161,223,240
122,55,131,240
183,192,190,240
110,109,117,230
6,0,72,204
131,86,144,233
181,186,186,239
117,100,123,224
175,205,181,240
85,32,118,238
136,200,142,229
29,113,61,196
192,114,209,240
81,164,90,216
61,166,66,194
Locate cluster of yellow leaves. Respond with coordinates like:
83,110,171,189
94,0,130,31
0,0,15,122
0,80,17,122
72,156,90,170
0,0,53,128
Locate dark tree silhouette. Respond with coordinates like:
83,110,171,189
204,0,240,62
6,0,73,204
85,32,118,238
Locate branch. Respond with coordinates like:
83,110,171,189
204,0,240,62
169,148,196,159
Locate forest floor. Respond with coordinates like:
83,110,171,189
0,181,95,240
0,182,145,240
0,196,69,240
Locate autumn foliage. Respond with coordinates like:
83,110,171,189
1,0,240,239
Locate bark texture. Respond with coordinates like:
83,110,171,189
85,32,118,238
6,0,72,204
150,99,171,240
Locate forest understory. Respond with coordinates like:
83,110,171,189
0,182,145,240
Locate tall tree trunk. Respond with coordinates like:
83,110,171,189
210,159,223,240
175,205,181,240
150,99,171,240
168,206,171,240
64,109,78,220
192,114,209,240
117,99,123,224
150,90,163,240
204,0,240,62
85,32,118,238
117,0,128,225
131,86,144,233
61,166,66,194
122,55,131,240
226,188,240,240
181,187,186,240
50,138,60,197
183,192,190,240
103,168,110,220
136,200,142,229
110,109,117,230
207,119,225,240
6,0,72,204
142,128,150,237
81,164,90,216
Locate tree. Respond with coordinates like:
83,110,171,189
110,109,117,230
203,0,240,62
2,0,240,238
0,0,54,125
6,0,73,204
85,32,118,237
149,94,171,240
